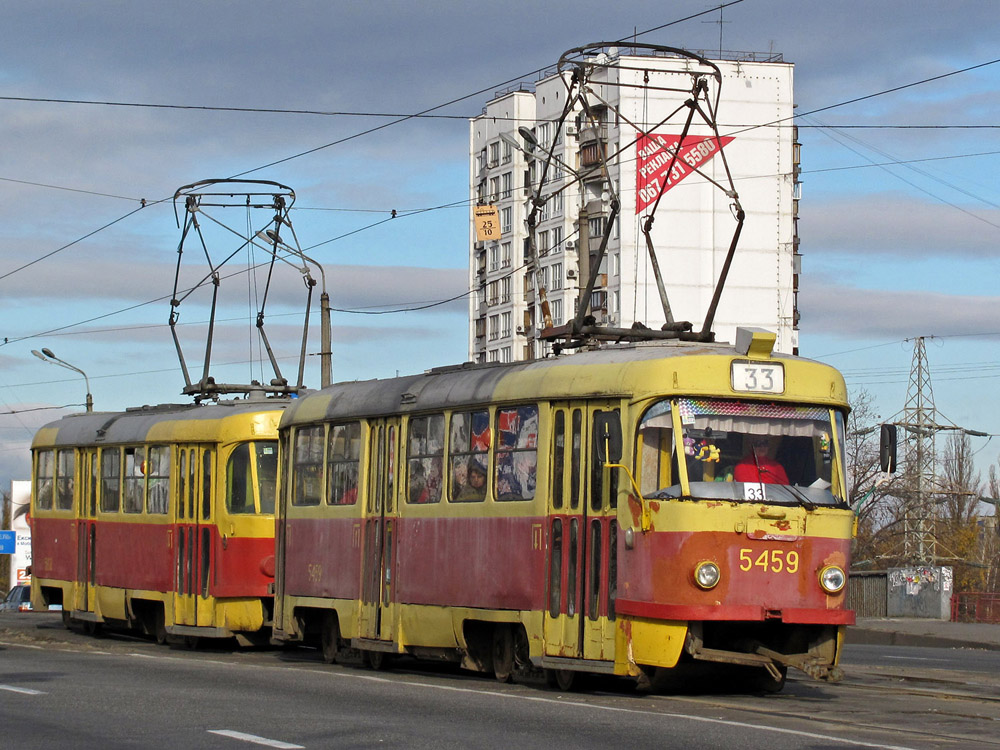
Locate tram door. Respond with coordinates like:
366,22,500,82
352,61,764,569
174,446,215,627
544,402,620,661
74,449,98,614
359,420,399,642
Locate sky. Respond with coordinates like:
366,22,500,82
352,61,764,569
1,0,999,493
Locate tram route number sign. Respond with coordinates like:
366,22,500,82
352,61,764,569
731,361,784,394
474,205,501,242
0,530,15,555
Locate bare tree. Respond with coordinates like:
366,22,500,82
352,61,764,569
937,433,988,591
846,389,904,568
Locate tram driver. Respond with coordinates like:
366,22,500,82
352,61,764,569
734,434,789,485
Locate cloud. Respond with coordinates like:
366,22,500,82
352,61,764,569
801,276,1000,339
803,193,1000,258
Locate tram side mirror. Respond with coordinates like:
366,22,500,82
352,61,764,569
595,412,623,464
879,424,897,473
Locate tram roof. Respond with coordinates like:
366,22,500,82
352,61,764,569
281,338,846,427
31,398,290,449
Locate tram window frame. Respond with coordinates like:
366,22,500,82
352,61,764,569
88,451,98,517
187,449,197,519
123,447,144,513
292,426,324,507
591,409,621,511
257,442,278,514
55,449,75,510
327,422,361,506
178,450,187,519
551,410,566,509
448,410,490,503
226,443,255,514
100,448,121,513
495,404,538,502
146,445,170,515
407,414,444,504
548,518,563,617
201,450,213,520
570,409,582,509
588,519,601,620
637,402,675,496
35,449,55,511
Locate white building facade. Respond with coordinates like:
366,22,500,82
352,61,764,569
469,50,801,362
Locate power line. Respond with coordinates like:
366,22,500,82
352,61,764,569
0,202,150,283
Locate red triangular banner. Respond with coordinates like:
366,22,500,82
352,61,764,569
635,133,735,213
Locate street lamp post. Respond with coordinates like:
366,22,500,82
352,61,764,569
31,348,93,412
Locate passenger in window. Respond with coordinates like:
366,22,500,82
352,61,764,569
734,435,789,485
455,458,487,501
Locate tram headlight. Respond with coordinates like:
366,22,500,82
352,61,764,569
819,565,846,594
694,561,721,590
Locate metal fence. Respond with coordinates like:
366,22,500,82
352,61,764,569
847,571,888,618
951,592,1000,624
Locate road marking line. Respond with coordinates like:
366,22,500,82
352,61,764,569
884,655,947,662
208,730,304,749
1,636,920,750
0,684,46,695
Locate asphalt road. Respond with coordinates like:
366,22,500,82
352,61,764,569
3,613,999,750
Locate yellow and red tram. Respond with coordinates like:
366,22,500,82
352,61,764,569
29,398,285,643
272,329,854,689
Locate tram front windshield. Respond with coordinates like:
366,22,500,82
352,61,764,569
226,440,279,514
638,397,846,507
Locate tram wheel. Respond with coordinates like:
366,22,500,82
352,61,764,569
61,610,72,628
83,620,103,637
492,625,515,683
751,664,787,694
154,611,167,645
320,613,340,664
545,668,577,692
366,650,391,671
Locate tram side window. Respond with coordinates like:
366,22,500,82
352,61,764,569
449,410,490,502
496,405,538,501
327,423,361,505
100,449,121,513
551,410,565,510
123,447,144,513
227,444,253,513
293,426,324,506
35,450,54,510
408,415,444,504
257,442,278,514
56,449,75,510
638,402,675,495
146,446,169,514
178,451,187,519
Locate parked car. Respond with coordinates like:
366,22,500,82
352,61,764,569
0,584,32,612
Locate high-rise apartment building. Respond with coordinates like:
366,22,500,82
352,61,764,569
469,48,801,362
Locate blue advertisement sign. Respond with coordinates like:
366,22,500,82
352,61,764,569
0,530,15,555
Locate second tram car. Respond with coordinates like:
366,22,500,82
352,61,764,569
30,397,285,643
272,329,854,689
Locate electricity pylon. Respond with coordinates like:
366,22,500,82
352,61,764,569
895,336,986,563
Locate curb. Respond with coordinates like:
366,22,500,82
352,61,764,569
846,627,1000,651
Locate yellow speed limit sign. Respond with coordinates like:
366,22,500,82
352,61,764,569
474,205,500,242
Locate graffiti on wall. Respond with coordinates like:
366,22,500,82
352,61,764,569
889,566,953,597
